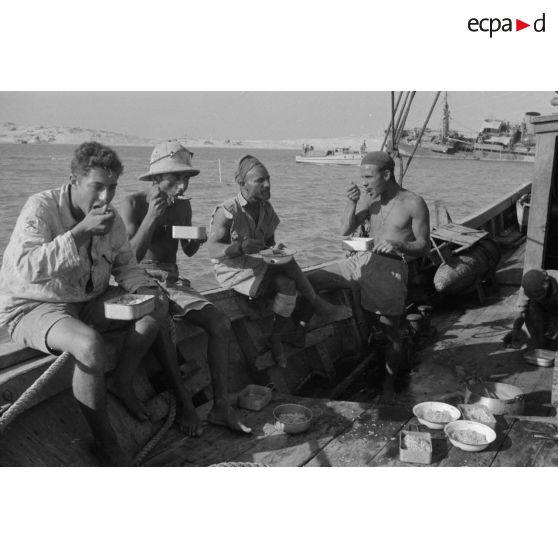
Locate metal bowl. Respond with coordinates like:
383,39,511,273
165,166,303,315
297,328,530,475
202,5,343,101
273,403,312,434
444,420,496,452
464,379,525,415
412,401,461,430
260,248,296,265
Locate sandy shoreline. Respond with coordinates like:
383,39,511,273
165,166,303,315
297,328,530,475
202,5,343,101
0,122,383,151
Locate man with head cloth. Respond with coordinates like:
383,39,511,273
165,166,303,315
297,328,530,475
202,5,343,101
208,154,352,368
307,151,431,403
504,268,558,349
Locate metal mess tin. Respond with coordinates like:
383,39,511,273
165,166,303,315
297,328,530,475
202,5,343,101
399,426,433,464
523,349,555,367
104,294,155,320
237,384,273,411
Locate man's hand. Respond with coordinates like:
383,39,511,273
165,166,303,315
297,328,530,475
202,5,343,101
146,188,168,224
346,182,361,203
503,329,522,349
72,205,115,243
241,238,265,254
372,239,400,255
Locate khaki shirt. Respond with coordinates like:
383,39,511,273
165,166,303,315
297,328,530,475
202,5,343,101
0,183,156,331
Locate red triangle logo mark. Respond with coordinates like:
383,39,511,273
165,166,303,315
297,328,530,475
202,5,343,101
516,19,530,31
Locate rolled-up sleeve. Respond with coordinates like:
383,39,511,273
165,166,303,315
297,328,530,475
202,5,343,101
14,201,81,283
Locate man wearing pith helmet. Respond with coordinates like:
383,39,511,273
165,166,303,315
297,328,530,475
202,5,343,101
121,140,251,434
505,268,558,349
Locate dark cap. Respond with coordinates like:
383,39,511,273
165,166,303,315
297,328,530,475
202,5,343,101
522,269,548,299
361,150,395,169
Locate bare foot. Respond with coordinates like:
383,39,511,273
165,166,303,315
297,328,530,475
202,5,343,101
271,334,288,368
111,381,151,421
313,298,352,322
208,402,252,434
177,403,203,437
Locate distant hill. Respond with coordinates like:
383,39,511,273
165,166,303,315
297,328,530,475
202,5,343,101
0,122,154,146
0,122,383,151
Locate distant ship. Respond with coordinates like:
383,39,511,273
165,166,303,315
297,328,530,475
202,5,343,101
398,94,537,163
295,141,367,166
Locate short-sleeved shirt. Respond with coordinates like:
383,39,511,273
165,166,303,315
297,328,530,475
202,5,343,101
209,192,280,296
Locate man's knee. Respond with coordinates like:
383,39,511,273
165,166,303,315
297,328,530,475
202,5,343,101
73,328,106,369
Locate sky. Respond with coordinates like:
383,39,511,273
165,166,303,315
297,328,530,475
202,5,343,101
0,91,554,141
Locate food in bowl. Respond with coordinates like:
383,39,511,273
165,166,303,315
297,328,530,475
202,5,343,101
104,294,156,320
260,247,297,265
277,411,308,425
273,403,312,434
444,420,496,452
412,402,460,430
423,409,454,423
451,430,487,445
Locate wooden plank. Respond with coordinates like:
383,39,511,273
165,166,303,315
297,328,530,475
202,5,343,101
0,341,43,370
431,223,488,248
491,420,558,467
305,404,410,467
145,393,368,467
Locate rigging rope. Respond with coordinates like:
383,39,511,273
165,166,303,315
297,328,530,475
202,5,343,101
0,351,73,433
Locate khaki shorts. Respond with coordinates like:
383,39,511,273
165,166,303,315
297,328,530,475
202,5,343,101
10,286,129,355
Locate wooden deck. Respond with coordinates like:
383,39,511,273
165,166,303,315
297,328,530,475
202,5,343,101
136,241,558,467
2,235,557,466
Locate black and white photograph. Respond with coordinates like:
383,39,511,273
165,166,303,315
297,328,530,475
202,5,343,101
0,90,557,468
1,1,556,557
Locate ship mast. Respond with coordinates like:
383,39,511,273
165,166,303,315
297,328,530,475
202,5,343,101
441,91,450,141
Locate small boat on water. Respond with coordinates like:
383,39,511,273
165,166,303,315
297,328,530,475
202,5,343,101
399,94,538,163
1,114,558,467
295,142,367,166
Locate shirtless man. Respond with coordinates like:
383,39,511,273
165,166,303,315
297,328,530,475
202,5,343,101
310,151,430,402
208,155,352,367
121,141,250,434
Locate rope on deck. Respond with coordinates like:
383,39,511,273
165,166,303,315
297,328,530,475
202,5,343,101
133,316,181,466
134,392,177,466
0,351,73,434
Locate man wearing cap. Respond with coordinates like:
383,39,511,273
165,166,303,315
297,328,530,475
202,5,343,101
504,268,558,349
308,151,430,403
121,140,251,434
208,154,352,368
0,141,179,464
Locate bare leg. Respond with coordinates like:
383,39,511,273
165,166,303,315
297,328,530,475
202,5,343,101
186,306,251,433
111,311,160,421
46,318,131,465
150,296,202,436
377,314,402,404
279,260,352,321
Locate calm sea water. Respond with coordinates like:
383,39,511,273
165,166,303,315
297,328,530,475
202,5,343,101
0,143,535,291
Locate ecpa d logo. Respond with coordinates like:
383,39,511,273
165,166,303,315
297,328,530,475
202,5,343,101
468,13,546,37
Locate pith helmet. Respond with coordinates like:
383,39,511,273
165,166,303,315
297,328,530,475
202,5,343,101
139,141,200,181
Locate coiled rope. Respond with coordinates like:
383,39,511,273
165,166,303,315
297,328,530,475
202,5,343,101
0,351,73,433
133,316,180,466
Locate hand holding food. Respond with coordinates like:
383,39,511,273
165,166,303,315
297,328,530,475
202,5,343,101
347,182,361,203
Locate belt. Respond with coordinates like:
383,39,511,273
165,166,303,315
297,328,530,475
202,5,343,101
375,252,406,263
